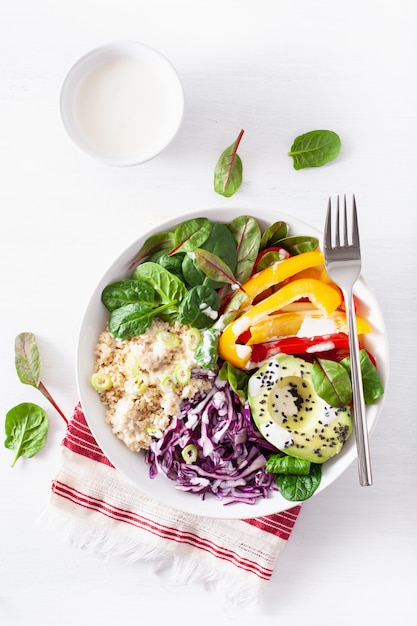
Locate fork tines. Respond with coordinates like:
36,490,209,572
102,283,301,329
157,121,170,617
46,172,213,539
325,194,360,249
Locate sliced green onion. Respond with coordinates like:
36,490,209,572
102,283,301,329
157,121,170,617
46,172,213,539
90,372,112,391
125,352,139,376
145,426,163,439
185,328,201,351
160,373,176,393
181,443,198,464
174,361,191,385
126,372,149,395
157,330,180,348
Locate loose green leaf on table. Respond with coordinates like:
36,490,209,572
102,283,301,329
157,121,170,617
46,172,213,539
288,130,341,170
14,332,68,424
4,402,48,467
214,129,244,197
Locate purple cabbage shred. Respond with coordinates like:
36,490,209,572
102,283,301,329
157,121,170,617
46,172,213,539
145,375,277,505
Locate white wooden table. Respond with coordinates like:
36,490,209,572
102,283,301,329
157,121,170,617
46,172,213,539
1,1,416,624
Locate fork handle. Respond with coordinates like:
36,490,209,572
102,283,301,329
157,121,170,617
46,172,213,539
346,292,373,486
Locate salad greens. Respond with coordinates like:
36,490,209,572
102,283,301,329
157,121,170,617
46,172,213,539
4,332,68,466
289,130,341,170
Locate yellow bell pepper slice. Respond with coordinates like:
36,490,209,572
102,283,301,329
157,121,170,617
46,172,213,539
240,249,324,306
218,277,342,369
247,310,371,345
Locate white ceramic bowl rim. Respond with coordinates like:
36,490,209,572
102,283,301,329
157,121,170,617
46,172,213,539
76,207,389,519
60,41,184,167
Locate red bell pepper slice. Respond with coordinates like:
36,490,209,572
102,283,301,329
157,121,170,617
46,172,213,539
250,332,351,364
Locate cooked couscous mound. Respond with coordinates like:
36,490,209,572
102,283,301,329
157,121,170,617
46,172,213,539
93,318,213,452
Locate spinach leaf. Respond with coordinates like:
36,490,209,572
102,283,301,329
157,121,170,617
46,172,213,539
260,221,288,249
278,235,319,255
275,462,322,501
340,349,385,405
228,215,262,283
213,129,244,197
101,279,157,312
177,285,220,329
288,130,341,170
132,262,188,322
14,332,68,424
128,231,174,270
312,357,353,407
168,217,212,256
182,223,238,289
108,303,163,339
4,402,48,467
151,251,185,279
266,454,311,476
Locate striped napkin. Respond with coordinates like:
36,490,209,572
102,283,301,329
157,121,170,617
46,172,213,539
41,403,301,605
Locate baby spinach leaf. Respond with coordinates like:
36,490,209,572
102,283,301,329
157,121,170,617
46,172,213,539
178,285,220,329
4,402,48,467
312,357,352,407
266,454,311,476
288,130,341,170
194,249,238,287
128,231,174,270
260,221,288,250
275,462,322,501
340,349,385,405
168,217,212,256
279,235,319,255
101,279,157,312
152,251,185,280
228,215,262,283
132,262,188,321
214,129,244,197
109,302,173,340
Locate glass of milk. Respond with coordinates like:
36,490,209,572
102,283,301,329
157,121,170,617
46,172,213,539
60,42,184,166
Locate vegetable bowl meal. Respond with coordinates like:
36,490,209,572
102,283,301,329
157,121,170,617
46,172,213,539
77,207,388,519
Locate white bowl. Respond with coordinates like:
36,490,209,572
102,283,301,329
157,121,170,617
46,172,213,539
60,42,184,166
76,207,389,519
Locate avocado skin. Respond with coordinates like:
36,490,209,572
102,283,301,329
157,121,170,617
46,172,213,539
248,354,352,464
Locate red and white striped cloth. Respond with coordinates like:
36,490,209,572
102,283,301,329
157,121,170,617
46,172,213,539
42,403,301,604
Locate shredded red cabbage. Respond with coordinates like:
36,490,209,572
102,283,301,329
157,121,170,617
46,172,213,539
145,376,277,505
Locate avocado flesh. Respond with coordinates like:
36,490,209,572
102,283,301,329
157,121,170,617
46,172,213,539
248,354,352,464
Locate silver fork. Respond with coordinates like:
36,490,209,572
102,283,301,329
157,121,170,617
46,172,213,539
324,195,372,486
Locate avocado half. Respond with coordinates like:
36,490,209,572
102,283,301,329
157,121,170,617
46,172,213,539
248,354,352,464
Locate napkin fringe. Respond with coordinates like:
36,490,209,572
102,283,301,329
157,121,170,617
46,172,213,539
38,504,263,606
